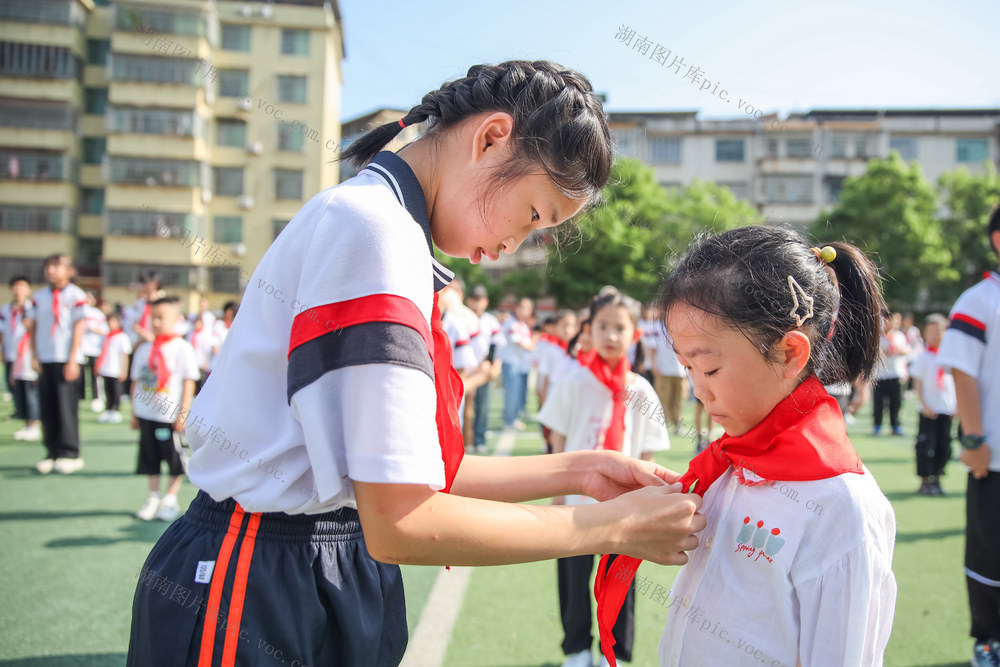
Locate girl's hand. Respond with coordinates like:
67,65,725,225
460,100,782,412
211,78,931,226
607,484,705,565
130,415,139,431
580,450,681,502
961,444,991,480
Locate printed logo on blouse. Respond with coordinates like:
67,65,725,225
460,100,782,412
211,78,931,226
734,516,785,565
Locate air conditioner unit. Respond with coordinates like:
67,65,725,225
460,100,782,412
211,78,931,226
237,195,254,209
236,98,253,111
247,141,263,155
230,243,247,257
238,4,252,17
257,5,273,18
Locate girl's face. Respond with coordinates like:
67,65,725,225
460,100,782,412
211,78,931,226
668,304,799,437
591,304,635,365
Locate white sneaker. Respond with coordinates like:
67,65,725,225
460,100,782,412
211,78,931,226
155,497,180,521
844,413,857,426
35,458,56,474
561,650,593,667
136,495,161,521
90,398,104,413
20,424,41,441
12,426,28,440
96,411,110,423
110,411,123,423
53,457,84,474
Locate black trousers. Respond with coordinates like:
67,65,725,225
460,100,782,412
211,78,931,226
873,378,902,429
915,414,952,477
967,471,1000,643
38,362,80,459
558,554,635,661
103,376,123,411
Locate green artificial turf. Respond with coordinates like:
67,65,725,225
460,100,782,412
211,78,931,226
0,385,978,667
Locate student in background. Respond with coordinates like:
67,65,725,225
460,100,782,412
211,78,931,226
1,275,40,441
124,271,161,348
25,254,88,474
873,312,911,436
501,297,535,430
647,314,688,436
910,314,956,496
465,285,504,453
81,290,109,412
96,312,132,424
186,315,214,394
130,297,198,521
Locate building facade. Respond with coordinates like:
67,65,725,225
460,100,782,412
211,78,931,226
0,0,344,309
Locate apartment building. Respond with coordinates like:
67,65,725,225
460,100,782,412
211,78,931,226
0,0,344,308
611,108,1000,228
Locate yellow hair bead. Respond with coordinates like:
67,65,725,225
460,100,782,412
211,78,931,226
819,246,837,263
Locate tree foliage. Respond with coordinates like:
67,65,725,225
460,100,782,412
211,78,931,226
937,163,1000,292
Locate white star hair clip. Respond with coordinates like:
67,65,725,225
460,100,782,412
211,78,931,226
787,275,814,327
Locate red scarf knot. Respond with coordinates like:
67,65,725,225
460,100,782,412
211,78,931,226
148,334,177,391
581,351,630,453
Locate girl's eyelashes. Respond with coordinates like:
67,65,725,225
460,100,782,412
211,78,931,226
705,369,719,377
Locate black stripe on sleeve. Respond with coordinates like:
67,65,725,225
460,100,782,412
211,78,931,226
287,321,433,403
949,320,987,343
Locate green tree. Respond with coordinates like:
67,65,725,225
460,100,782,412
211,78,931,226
546,159,761,307
812,153,956,310
937,164,1000,293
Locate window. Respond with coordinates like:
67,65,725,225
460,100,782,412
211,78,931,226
888,137,917,161
854,137,872,159
718,182,749,200
82,137,105,165
213,167,244,197
86,39,110,65
277,75,307,103
84,88,107,115
766,138,779,157
108,107,198,136
277,122,305,152
211,266,241,293
107,209,199,237
280,29,309,56
0,0,85,27
112,53,199,85
0,99,77,131
649,137,681,164
715,139,744,162
0,206,72,233
113,6,204,37
103,263,191,288
215,119,246,147
0,41,81,79
830,136,848,158
107,157,201,187
824,176,845,204
957,138,988,163
0,151,70,180
763,175,813,204
221,24,250,51
80,187,104,214
272,218,289,240
218,69,248,98
0,256,46,285
213,216,242,243
274,169,303,200
786,138,813,158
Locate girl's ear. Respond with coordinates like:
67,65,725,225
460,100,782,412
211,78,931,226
472,112,514,159
774,330,811,379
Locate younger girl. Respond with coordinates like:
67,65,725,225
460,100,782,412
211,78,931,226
596,226,896,666
540,290,670,667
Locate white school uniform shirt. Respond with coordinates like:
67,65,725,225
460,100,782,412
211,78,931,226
207,320,231,371
540,343,575,393
131,337,198,423
638,318,656,372
124,298,152,346
657,467,896,667
81,305,108,357
185,151,454,514
648,323,686,377
190,310,217,332
442,306,479,371
875,330,910,380
186,323,215,372
501,317,533,373
96,331,132,379
938,269,1000,472
11,306,38,382
30,284,87,363
534,337,556,379
538,363,669,505
469,310,502,364
909,349,956,416
0,301,33,363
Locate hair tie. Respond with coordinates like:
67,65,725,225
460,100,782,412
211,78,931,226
398,118,407,129
810,246,837,264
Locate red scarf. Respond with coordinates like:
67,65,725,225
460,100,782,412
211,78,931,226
579,350,630,452
431,292,465,492
148,334,176,391
97,329,123,371
9,304,21,336
51,287,61,334
925,345,945,390
12,335,30,376
542,332,569,351
594,376,863,667
137,302,151,333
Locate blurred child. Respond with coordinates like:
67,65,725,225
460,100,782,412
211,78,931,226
1,276,40,441
96,312,132,424
540,289,670,667
910,314,956,496
26,254,87,474
186,315,214,394
873,312,911,436
130,297,198,521
596,228,896,667
81,290,109,411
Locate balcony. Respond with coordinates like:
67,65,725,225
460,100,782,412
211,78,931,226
0,151,77,182
0,205,75,233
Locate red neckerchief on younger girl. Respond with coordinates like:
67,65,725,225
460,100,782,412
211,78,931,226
50,286,61,334
543,333,569,351
148,334,177,391
925,345,946,390
431,292,465,492
97,328,123,371
581,350,630,452
593,375,863,667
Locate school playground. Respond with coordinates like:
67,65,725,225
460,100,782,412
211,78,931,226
0,388,973,667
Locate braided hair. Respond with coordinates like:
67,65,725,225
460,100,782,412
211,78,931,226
341,60,613,205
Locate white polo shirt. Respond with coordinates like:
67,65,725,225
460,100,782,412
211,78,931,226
185,151,455,514
538,363,669,505
442,306,478,371
131,336,199,423
469,310,503,364
186,323,215,371
938,270,1000,472
501,317,533,373
96,331,133,379
30,283,87,363
81,305,108,357
648,322,686,378
909,349,956,416
1,301,33,363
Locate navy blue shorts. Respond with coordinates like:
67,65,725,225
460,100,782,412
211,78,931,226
127,490,408,667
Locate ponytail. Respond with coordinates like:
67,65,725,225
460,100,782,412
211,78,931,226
823,241,886,384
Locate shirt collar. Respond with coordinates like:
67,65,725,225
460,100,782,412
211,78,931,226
362,151,454,292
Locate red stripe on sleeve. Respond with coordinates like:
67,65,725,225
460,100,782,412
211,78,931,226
288,293,432,358
952,313,987,332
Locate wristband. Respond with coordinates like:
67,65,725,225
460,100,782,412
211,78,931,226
960,434,986,450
